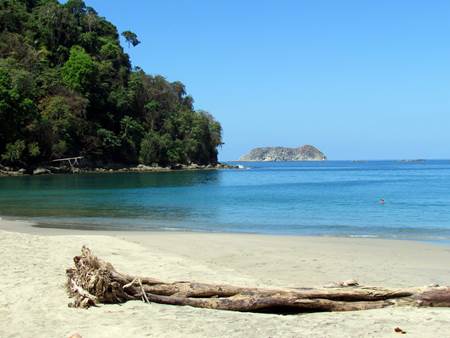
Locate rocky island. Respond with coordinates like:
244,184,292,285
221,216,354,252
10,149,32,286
239,145,326,161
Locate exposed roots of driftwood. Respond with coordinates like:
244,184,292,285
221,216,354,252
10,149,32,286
66,246,450,314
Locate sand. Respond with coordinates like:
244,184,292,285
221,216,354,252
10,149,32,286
1,218,450,338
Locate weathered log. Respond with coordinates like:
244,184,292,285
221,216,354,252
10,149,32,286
66,246,450,314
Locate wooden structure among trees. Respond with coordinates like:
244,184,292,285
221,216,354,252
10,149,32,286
67,246,450,313
52,156,84,172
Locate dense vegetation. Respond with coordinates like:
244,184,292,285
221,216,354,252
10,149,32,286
0,0,222,168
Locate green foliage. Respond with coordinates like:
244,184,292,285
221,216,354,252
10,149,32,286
64,0,86,18
0,59,36,150
97,128,120,148
28,142,40,157
61,46,96,94
119,116,144,162
1,140,25,163
139,131,160,165
29,0,80,63
0,0,28,33
37,94,88,158
0,0,222,167
121,30,140,47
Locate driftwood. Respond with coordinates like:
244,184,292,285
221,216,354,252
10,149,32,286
66,246,450,314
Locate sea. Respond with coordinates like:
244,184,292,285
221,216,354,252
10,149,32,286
1,160,450,241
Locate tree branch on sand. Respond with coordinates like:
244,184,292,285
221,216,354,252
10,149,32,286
66,246,450,314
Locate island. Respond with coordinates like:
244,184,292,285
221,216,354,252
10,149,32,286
239,145,326,161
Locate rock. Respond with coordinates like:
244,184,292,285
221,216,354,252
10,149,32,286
239,145,326,161
0,170,22,176
33,167,51,175
132,164,170,172
394,327,407,334
48,166,71,174
135,164,154,171
213,163,239,169
18,168,27,174
185,163,201,169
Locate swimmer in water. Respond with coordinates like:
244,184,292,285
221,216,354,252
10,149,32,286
379,198,385,205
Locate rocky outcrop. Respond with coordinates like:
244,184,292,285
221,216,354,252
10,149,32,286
0,162,240,177
0,164,27,176
33,167,51,175
239,145,326,161
88,162,239,173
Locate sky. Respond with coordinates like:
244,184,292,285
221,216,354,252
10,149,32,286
83,0,450,160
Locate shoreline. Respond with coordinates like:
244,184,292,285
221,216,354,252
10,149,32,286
2,216,450,284
0,214,448,245
1,215,450,247
2,217,450,337
0,162,240,177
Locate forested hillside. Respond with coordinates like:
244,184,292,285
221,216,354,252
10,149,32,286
0,0,222,168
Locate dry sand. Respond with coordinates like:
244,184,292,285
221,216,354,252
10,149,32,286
1,217,450,337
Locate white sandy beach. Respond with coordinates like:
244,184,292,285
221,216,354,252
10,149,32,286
1,218,450,338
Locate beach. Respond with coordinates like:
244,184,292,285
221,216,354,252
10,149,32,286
1,0,448,336
1,218,450,337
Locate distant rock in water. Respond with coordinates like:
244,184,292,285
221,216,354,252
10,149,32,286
239,145,326,161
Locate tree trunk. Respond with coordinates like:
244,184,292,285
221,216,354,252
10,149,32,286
66,246,450,314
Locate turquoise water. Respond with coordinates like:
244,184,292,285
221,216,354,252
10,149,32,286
1,160,450,240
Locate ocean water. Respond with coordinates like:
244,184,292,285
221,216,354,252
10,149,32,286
1,160,450,241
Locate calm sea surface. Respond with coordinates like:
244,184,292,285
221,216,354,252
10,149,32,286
1,160,450,240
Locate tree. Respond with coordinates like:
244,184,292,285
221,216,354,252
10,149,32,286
0,59,36,155
61,46,96,94
30,1,80,62
64,0,86,19
84,6,98,32
121,30,140,48
97,128,121,158
0,0,222,168
0,0,29,32
1,140,26,164
119,115,144,161
139,131,160,165
38,94,88,159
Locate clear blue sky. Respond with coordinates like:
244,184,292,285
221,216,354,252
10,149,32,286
84,0,450,160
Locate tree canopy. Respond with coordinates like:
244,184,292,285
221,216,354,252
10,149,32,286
0,0,222,167
121,31,140,48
